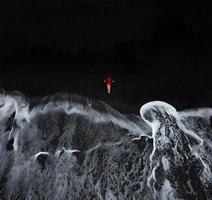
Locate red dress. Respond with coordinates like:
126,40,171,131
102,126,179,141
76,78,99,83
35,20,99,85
106,77,112,94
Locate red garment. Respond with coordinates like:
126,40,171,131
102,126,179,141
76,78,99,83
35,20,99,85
105,77,113,94
106,77,112,85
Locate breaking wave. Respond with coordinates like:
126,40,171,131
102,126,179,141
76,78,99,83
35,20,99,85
0,90,211,200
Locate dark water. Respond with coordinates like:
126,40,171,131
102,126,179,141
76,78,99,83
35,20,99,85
0,91,211,200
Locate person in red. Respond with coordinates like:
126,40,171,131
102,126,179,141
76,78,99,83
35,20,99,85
104,77,115,94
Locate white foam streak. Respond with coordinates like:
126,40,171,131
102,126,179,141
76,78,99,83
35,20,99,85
162,157,170,171
160,179,175,200
34,152,49,159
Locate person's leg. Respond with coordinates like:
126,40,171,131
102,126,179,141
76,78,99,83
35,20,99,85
107,84,111,94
